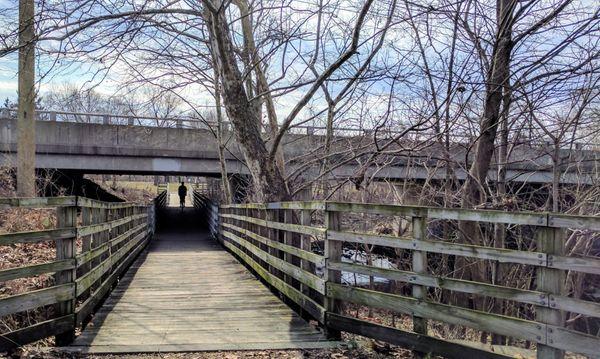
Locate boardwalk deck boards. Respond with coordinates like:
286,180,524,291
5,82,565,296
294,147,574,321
67,226,335,353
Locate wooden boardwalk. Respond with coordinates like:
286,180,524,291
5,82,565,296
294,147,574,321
67,211,334,353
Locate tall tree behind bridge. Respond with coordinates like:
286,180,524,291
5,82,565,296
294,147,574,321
16,0,35,196
202,0,377,201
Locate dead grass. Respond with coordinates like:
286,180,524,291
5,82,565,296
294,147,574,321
98,183,156,203
0,172,59,343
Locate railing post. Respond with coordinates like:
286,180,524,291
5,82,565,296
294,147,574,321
300,209,312,296
283,209,294,286
213,203,221,242
79,205,92,305
324,203,342,339
536,226,565,359
101,206,110,279
103,115,110,125
49,111,56,122
128,116,134,126
299,208,314,321
148,203,155,236
55,204,77,345
266,209,280,277
412,215,428,357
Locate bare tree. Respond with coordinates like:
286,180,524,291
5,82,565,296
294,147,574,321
16,0,35,196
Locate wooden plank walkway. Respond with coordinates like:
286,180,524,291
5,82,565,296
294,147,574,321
67,214,335,353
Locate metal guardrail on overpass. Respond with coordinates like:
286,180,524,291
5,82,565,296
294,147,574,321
0,107,403,138
3,107,596,150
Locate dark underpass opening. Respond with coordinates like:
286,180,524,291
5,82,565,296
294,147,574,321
154,190,214,234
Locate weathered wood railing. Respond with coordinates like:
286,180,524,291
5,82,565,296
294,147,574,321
0,196,155,350
219,201,600,359
193,189,219,238
155,189,167,209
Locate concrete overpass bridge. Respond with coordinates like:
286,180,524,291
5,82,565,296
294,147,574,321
0,109,597,184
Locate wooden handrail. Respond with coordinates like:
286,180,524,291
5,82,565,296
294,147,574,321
217,200,600,358
223,200,600,229
0,196,156,350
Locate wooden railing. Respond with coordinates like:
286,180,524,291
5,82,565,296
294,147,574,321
193,190,219,236
0,197,155,350
155,189,168,209
219,201,600,359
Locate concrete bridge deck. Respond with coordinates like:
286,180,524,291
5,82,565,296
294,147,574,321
1,116,597,184
66,208,335,353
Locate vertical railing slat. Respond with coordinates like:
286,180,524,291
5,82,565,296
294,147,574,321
283,209,293,286
536,226,565,359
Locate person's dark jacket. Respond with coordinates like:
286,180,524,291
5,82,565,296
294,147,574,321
178,185,187,198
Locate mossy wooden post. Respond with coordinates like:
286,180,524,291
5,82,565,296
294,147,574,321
90,206,100,286
412,215,428,358
299,208,312,321
55,205,77,345
536,226,565,359
267,209,281,278
103,207,111,282
216,204,222,244
246,207,253,242
255,208,265,268
249,208,260,266
245,207,253,262
219,206,226,245
80,206,92,300
324,204,342,339
231,207,237,247
111,207,120,274
283,209,293,286
300,209,312,294
257,208,268,260
239,207,245,254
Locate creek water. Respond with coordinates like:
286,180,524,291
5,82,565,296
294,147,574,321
314,248,396,285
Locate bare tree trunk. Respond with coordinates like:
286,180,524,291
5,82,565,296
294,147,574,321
216,110,232,203
232,0,258,121
459,0,514,227
491,83,511,345
321,106,335,196
209,41,233,203
17,0,36,197
552,141,561,212
203,3,290,201
456,0,514,315
233,0,286,176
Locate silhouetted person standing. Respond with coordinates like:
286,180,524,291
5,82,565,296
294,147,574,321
178,182,187,209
